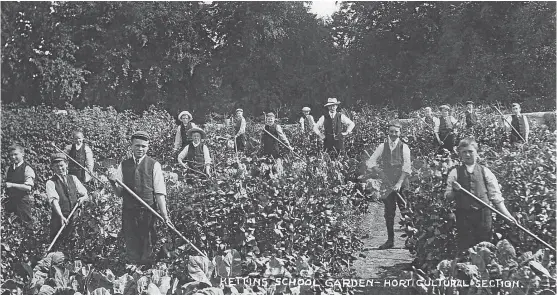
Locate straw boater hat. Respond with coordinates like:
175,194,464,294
439,105,450,111
131,131,150,141
50,153,67,164
302,107,311,112
178,111,192,120
187,127,206,139
324,98,340,107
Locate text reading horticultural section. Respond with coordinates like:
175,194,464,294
1,103,555,295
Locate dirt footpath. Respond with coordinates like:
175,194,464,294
350,202,416,295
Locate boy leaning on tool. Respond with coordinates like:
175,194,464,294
4,144,36,228
45,153,89,245
444,137,517,255
107,131,172,265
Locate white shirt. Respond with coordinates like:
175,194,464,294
299,115,316,132
313,112,355,135
235,116,246,135
113,155,167,196
5,161,35,188
444,164,504,204
46,174,88,203
434,116,458,133
173,122,199,151
177,142,212,166
366,137,412,175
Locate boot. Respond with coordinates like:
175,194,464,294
379,218,395,250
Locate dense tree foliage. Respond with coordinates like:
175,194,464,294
1,2,555,121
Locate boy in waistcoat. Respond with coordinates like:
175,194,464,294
173,111,198,153
259,113,293,178
445,137,517,254
509,103,529,144
4,145,36,227
366,121,412,249
435,105,458,154
45,153,89,244
464,101,478,129
234,109,247,153
178,127,212,179
421,107,439,147
313,98,355,159
299,107,316,134
64,128,95,183
108,131,172,265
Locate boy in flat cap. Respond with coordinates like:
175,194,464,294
64,128,95,183
108,131,172,265
173,111,198,153
314,98,355,158
178,127,212,179
46,153,89,245
4,144,36,227
259,112,293,178
509,103,529,144
234,108,247,153
366,121,412,249
435,105,458,154
299,107,316,134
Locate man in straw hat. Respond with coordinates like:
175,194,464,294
108,131,172,265
173,111,198,153
64,127,95,183
366,120,411,250
445,137,517,255
46,152,89,247
314,97,355,158
4,144,36,228
178,126,212,179
435,105,458,154
234,108,247,153
509,103,529,144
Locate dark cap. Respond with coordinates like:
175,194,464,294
465,101,474,105
50,153,67,164
388,120,402,129
131,131,150,141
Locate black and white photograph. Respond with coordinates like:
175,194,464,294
1,1,556,295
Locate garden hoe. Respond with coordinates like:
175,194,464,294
492,105,527,143
262,128,304,161
45,203,80,254
459,186,556,253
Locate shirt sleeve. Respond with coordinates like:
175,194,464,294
299,117,304,131
71,175,88,198
85,146,94,170
341,114,356,133
434,118,440,133
444,168,458,199
203,145,212,165
483,167,504,204
524,116,530,140
276,125,290,146
46,180,59,203
366,144,384,169
451,116,458,125
173,126,182,151
402,144,412,175
153,162,167,196
64,145,72,155
309,115,316,126
24,166,35,187
177,145,189,164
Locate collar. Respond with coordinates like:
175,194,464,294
388,137,400,147
133,155,146,164
75,143,83,150
13,161,24,169
56,173,68,181
192,142,201,147
464,163,476,173
329,111,337,117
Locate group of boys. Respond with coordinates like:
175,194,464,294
3,100,530,265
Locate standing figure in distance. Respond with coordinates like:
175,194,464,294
299,106,317,151
509,103,529,145
366,121,412,250
234,108,247,153
178,127,212,181
108,131,172,265
259,112,293,178
313,98,355,159
4,144,36,228
45,153,89,248
64,128,95,183
435,105,458,154
173,111,198,153
444,137,517,255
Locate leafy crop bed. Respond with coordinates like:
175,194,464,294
1,104,555,295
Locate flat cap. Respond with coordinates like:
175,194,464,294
439,105,450,110
131,131,150,141
465,101,474,105
388,120,402,129
50,152,67,164
235,108,243,113
302,107,311,112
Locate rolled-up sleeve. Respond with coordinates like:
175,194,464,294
444,169,458,199
483,167,504,204
238,118,246,135
71,175,88,198
341,114,355,133
24,166,35,187
203,145,212,165
434,119,440,133
153,162,167,196
313,116,325,134
299,117,305,131
173,126,182,151
366,144,384,169
46,180,59,203
177,146,189,164
276,125,290,146
402,144,412,175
